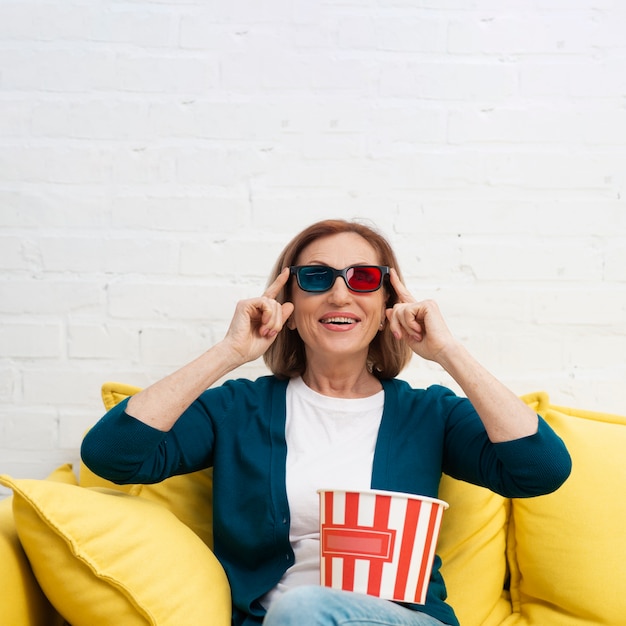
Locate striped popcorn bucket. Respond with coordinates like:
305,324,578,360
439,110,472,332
318,489,448,604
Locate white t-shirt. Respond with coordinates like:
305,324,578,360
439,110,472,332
261,376,384,609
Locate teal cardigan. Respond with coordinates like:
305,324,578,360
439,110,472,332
81,376,572,626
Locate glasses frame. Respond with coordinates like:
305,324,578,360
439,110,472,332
289,265,390,294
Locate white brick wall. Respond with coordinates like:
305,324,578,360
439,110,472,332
2,1,626,496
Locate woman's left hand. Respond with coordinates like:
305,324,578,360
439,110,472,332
385,268,458,364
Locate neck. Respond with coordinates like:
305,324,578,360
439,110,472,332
301,362,382,398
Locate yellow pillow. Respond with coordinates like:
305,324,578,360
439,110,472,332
438,475,511,626
435,391,556,626
100,380,143,411
0,476,230,626
507,394,626,625
80,381,214,548
0,464,75,626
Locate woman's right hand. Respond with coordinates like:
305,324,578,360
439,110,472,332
221,267,295,365
124,269,294,431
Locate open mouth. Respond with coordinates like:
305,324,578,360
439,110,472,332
319,316,359,325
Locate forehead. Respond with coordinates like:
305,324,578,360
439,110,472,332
296,232,381,266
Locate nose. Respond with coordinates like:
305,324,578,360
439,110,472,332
327,276,352,303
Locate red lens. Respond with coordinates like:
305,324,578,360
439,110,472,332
346,266,382,291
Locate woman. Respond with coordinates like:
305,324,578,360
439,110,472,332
81,219,571,626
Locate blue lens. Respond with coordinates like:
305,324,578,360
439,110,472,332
298,266,334,291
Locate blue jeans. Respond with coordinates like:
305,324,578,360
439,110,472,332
263,586,447,626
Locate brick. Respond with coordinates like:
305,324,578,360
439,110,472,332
448,15,600,55
0,3,175,46
220,48,319,92
209,0,293,23
448,108,579,144
58,409,101,449
111,146,176,185
107,280,253,321
39,236,177,275
367,107,447,151
473,151,618,190
563,334,626,370
114,53,220,94
139,326,214,367
535,0,613,8
459,238,604,282
338,15,446,53
521,60,626,98
449,107,626,146
0,190,110,230
179,238,284,279
604,240,626,281
20,368,116,406
0,99,34,137
0,48,116,92
145,101,278,140
0,323,63,358
179,17,244,51
0,279,104,315
0,47,218,94
1,409,58,450
378,61,517,100
174,147,266,186
0,364,18,403
110,195,249,233
0,145,111,184
31,100,153,140
531,288,626,326
0,237,31,270
419,285,535,325
393,200,626,238
68,323,140,361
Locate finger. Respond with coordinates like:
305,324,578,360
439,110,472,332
258,298,283,336
263,267,291,300
389,268,416,304
259,298,294,337
401,306,425,342
386,305,410,341
387,303,424,343
281,301,295,323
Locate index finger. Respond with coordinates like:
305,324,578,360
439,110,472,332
389,268,417,304
263,267,291,300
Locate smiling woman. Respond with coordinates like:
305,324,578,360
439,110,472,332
266,220,412,383
80,219,571,626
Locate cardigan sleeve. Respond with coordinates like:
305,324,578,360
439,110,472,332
81,393,218,485
436,386,572,498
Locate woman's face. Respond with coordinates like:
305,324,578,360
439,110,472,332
289,232,388,366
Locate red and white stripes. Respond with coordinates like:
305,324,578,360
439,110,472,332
319,489,447,604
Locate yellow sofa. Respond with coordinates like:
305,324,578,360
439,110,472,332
1,383,625,626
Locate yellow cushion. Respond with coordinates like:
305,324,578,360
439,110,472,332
80,381,214,548
0,464,75,626
0,476,230,626
507,393,626,625
436,391,557,626
438,475,512,626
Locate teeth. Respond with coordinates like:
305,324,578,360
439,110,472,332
321,317,356,324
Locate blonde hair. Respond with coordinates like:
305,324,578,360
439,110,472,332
263,219,412,379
